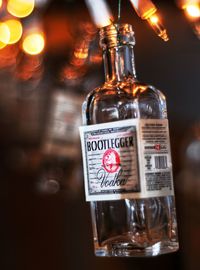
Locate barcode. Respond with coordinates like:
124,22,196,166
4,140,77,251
154,156,168,169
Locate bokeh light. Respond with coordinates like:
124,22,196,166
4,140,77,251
7,0,35,18
0,22,10,49
5,19,23,44
185,3,200,19
22,32,45,55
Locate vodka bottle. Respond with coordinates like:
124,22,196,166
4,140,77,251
79,24,179,257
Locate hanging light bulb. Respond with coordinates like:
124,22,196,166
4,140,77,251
129,0,156,19
7,0,35,18
85,0,113,28
4,19,23,44
129,0,169,41
147,13,169,41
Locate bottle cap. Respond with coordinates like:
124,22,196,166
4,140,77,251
99,23,135,49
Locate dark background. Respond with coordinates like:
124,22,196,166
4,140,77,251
1,0,200,269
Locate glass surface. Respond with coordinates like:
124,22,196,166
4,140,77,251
83,24,178,257
84,80,178,256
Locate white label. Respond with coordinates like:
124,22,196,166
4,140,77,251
79,119,174,201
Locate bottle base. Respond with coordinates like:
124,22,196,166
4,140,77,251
94,240,179,257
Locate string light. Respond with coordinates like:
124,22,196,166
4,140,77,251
7,0,35,18
129,0,169,41
129,0,156,19
147,14,169,42
0,0,200,57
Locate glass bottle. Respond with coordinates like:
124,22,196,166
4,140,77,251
80,24,179,257
38,68,84,195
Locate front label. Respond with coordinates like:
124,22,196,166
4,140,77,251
79,119,174,201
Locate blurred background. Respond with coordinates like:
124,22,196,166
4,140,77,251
0,0,200,269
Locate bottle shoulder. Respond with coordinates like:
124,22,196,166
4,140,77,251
82,80,168,125
84,80,166,104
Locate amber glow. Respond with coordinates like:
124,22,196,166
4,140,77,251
5,19,23,44
147,13,169,42
89,53,102,64
0,45,19,68
15,55,43,81
22,32,45,55
129,0,168,42
149,14,159,24
142,8,157,20
74,49,88,60
0,0,2,9
129,0,157,19
74,42,89,60
133,85,148,95
0,22,10,49
7,0,35,18
0,41,7,50
185,3,200,18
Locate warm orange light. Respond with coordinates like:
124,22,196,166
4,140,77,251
74,49,88,60
185,3,200,18
5,19,23,44
129,0,169,42
89,53,102,64
0,22,10,49
7,0,35,18
147,13,169,41
0,0,2,9
0,41,7,50
149,14,159,24
22,32,45,55
74,42,89,60
129,0,157,20
0,22,10,43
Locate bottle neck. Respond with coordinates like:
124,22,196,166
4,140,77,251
103,44,136,83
